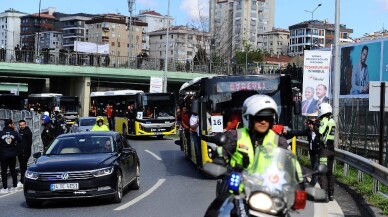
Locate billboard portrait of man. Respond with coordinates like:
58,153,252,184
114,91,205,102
301,86,318,115
340,41,381,97
316,84,329,106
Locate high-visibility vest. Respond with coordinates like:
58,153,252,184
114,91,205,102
230,128,278,169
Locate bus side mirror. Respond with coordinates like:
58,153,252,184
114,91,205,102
294,101,301,115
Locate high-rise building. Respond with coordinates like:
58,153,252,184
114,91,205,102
209,0,275,61
136,10,174,54
36,31,62,52
0,8,26,50
288,19,353,55
60,13,94,51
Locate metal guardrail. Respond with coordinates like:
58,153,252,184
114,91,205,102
296,139,388,193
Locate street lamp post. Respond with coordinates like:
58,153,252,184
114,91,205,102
305,4,321,50
163,0,170,93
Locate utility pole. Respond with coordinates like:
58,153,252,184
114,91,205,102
163,0,170,93
333,0,340,148
36,0,42,62
128,0,135,66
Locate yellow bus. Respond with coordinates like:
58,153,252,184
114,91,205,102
90,90,176,139
178,74,295,167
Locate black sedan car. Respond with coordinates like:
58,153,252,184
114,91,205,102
24,131,140,207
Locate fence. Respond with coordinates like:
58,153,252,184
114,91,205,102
0,109,42,165
0,49,304,79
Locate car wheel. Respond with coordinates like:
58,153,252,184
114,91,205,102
26,199,42,208
156,135,164,140
131,164,140,190
112,171,123,203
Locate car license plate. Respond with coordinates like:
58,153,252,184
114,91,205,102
154,132,162,135
50,183,79,191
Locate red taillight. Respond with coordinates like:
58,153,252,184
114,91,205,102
293,190,306,210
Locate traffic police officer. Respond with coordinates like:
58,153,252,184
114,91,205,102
316,102,336,201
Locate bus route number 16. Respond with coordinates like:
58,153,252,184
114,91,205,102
211,116,223,133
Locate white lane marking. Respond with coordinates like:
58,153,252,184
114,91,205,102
114,179,166,211
145,150,162,161
0,189,21,199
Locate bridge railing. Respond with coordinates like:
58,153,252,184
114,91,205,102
0,49,303,78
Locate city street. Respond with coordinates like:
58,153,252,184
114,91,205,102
0,137,353,217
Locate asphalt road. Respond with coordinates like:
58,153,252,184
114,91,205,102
0,136,371,217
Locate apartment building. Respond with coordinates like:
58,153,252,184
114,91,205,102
0,8,26,50
288,19,353,55
20,7,66,50
209,0,275,60
258,28,289,55
148,25,209,61
136,10,174,53
86,14,146,57
36,31,62,52
60,13,94,51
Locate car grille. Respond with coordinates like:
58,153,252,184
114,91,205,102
38,171,94,181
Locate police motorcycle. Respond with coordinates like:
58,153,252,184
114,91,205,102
202,136,327,217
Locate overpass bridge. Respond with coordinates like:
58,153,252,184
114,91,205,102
0,61,214,116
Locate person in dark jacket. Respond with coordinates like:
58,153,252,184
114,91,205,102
0,119,22,193
283,112,320,186
17,120,33,187
41,115,56,151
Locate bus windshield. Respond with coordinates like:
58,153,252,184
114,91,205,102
59,97,79,113
139,94,175,119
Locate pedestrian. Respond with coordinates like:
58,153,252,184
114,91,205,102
316,103,336,201
189,105,201,167
17,120,33,187
105,103,115,131
180,105,191,157
0,119,22,193
283,112,320,186
41,115,56,152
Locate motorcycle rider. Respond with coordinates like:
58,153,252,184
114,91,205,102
316,103,336,201
205,95,303,217
217,94,290,169
91,116,110,131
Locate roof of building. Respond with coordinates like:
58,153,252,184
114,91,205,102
139,10,162,16
263,55,293,65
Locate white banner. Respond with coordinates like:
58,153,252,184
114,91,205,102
301,50,332,116
74,41,110,54
150,77,163,93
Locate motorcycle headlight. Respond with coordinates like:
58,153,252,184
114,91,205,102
92,167,114,177
249,192,272,212
25,171,39,180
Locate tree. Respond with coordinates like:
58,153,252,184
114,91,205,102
234,40,264,65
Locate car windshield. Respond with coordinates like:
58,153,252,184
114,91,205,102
80,118,96,126
46,135,114,154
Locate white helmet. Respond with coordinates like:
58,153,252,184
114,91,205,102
318,103,332,118
242,95,278,129
43,111,50,116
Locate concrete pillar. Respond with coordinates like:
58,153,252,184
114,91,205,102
68,77,91,117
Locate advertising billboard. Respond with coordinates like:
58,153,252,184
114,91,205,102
302,50,332,116
339,40,383,98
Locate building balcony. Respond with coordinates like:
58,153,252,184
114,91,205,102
102,36,109,42
102,27,110,32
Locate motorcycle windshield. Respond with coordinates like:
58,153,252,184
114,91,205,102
243,146,298,195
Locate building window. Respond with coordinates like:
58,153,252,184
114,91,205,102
160,35,163,39
118,42,121,47
111,42,115,46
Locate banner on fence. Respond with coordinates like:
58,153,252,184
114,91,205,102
302,50,332,116
74,41,109,54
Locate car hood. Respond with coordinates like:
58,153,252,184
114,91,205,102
30,153,117,172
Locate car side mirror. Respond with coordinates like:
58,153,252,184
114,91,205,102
33,152,41,158
122,147,134,155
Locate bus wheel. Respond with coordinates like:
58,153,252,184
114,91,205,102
122,125,127,138
156,135,164,140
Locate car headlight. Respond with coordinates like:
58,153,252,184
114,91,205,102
25,171,39,180
91,167,114,177
249,192,272,212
